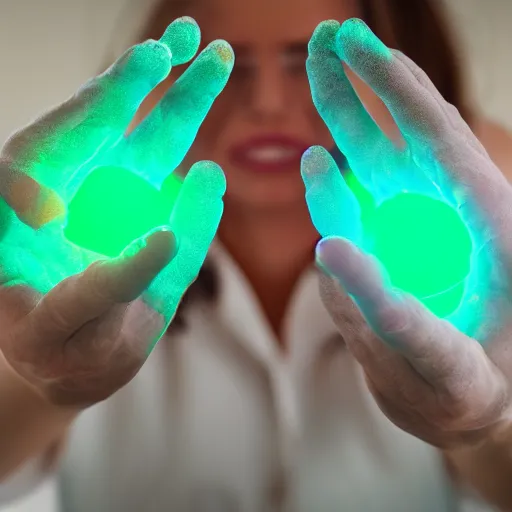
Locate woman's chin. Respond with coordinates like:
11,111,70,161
225,188,307,213
220,166,310,212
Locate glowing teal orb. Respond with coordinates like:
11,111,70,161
64,166,182,258
363,193,473,317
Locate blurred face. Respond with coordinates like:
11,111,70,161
142,0,362,212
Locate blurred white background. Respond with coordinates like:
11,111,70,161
0,0,511,510
0,0,512,147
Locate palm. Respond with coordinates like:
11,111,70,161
297,20,512,447
303,19,511,344
0,18,233,335
0,19,233,404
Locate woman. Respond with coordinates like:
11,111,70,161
130,0,512,338
1,0,512,511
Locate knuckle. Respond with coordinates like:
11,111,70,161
400,387,427,410
431,387,476,430
44,351,141,408
38,276,87,335
40,298,74,335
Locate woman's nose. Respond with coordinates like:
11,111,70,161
248,62,287,121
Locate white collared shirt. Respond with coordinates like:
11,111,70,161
1,244,497,512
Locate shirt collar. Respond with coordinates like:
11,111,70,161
208,241,340,369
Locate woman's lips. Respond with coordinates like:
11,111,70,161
228,135,311,173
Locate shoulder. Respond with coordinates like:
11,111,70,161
473,117,512,181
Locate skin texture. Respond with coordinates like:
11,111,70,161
138,0,512,340
0,17,233,405
304,19,501,341
137,0,358,209
303,19,512,509
136,0,369,335
2,2,512,507
142,4,512,505
0,18,233,477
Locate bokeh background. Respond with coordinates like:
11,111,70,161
1,0,512,149
0,0,511,510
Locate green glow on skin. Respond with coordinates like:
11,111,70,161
342,169,473,318
0,19,233,347
0,199,12,240
363,192,472,317
344,169,376,222
305,19,489,339
64,166,182,258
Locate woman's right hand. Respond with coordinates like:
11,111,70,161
0,17,233,409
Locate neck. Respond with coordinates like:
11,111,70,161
218,201,319,344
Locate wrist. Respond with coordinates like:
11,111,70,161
444,418,512,510
1,352,79,421
0,352,78,481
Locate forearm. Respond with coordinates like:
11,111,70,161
0,352,77,481
444,420,512,511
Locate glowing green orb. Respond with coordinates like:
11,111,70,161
363,193,472,317
64,166,182,257
344,168,376,222
0,198,12,240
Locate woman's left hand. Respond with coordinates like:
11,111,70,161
301,18,512,450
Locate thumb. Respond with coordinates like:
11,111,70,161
0,161,66,229
316,236,509,428
15,228,176,345
315,236,499,387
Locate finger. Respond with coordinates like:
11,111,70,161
146,161,226,321
365,376,498,446
393,50,490,161
159,16,201,66
0,161,66,228
315,236,501,392
2,213,93,296
317,242,509,431
334,20,512,265
3,39,174,196
318,271,440,405
0,235,69,297
392,52,464,134
307,20,388,171
17,229,176,344
301,145,362,242
127,41,234,187
335,18,449,144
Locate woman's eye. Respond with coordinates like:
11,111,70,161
282,51,307,75
232,56,255,78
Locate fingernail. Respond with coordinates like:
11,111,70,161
121,236,147,260
316,236,394,304
210,40,235,67
34,189,66,228
316,236,360,284
9,175,38,217
13,182,66,229
147,227,179,260
300,145,330,186
122,227,178,261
